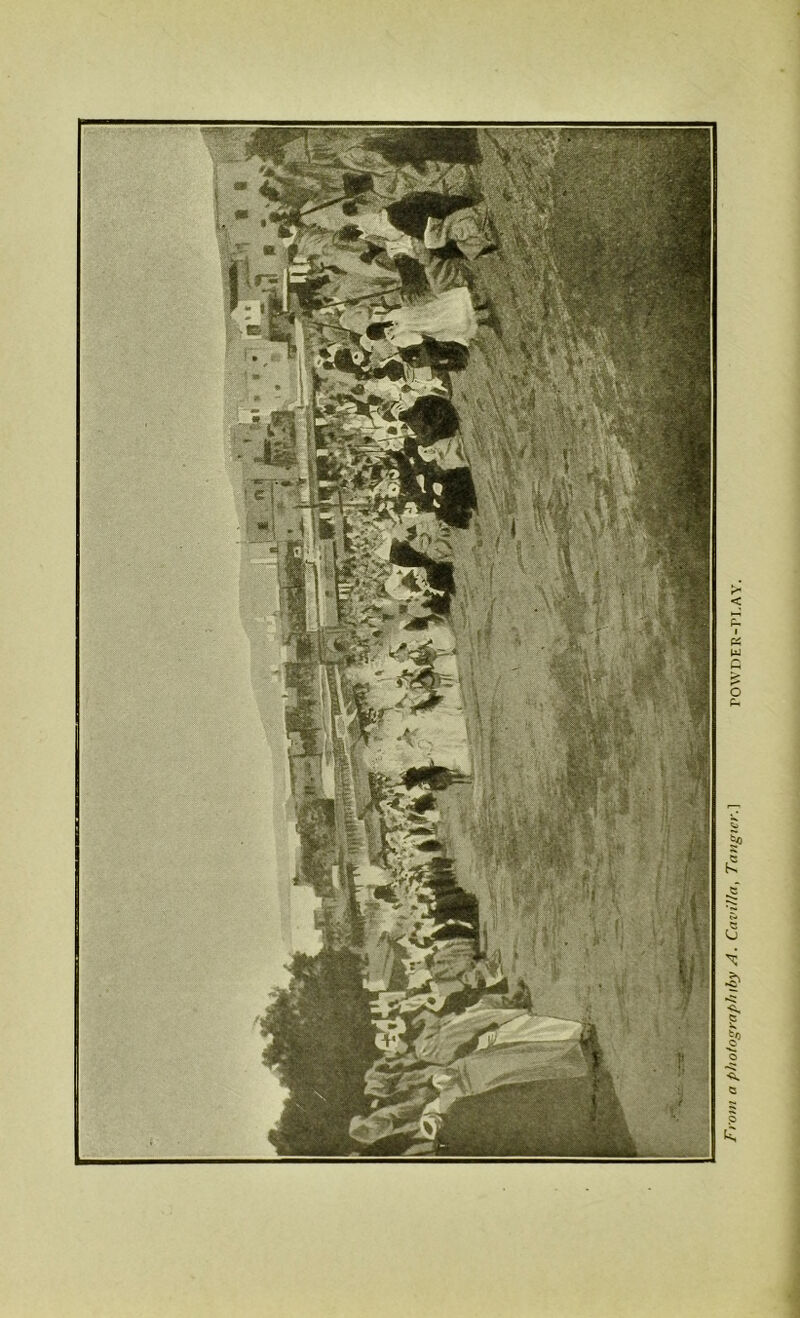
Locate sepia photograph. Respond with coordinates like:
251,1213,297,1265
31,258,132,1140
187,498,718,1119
77,120,714,1161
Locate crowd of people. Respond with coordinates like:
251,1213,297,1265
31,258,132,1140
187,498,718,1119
345,771,587,1156
254,127,587,1154
250,126,496,755
253,123,498,606
351,996,590,1155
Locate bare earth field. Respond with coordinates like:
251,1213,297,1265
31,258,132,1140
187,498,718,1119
439,127,712,1157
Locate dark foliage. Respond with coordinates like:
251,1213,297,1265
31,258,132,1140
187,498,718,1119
364,127,480,167
246,126,306,161
297,797,336,888
259,949,376,1155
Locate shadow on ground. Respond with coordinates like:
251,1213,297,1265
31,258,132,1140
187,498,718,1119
436,1038,636,1159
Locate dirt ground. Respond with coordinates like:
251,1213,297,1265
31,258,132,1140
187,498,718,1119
438,127,712,1157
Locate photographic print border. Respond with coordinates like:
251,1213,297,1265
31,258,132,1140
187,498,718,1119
75,119,717,1165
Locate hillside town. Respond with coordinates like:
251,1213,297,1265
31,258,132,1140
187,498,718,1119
203,124,711,1159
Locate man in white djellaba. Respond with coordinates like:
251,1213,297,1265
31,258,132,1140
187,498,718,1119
363,286,491,351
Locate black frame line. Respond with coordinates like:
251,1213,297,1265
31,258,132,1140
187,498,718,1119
75,119,717,1166
77,1156,712,1165
710,125,718,1161
74,122,82,1167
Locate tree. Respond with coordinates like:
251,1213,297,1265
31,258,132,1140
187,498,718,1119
259,948,376,1155
246,126,306,162
297,798,336,889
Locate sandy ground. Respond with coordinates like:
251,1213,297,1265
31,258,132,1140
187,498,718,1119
438,127,712,1157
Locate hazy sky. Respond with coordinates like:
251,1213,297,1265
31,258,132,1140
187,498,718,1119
78,125,287,1158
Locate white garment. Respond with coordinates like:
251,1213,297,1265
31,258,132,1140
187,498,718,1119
476,1015,584,1050
423,203,496,260
351,209,418,258
381,287,479,348
418,432,467,469
357,209,408,243
385,235,419,260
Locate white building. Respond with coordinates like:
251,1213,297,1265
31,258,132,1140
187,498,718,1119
230,299,264,338
239,340,297,421
245,556,279,618
215,159,287,295
288,883,323,957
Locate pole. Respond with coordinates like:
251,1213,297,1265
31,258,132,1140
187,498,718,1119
299,173,374,218
320,284,403,312
299,192,348,217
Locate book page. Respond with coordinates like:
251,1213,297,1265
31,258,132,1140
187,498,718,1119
1,2,797,1314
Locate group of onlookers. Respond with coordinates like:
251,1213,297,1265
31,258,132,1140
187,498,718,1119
250,129,588,1155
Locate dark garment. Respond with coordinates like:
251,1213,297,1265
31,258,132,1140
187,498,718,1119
393,450,435,511
405,809,437,826
393,445,475,531
393,254,432,298
386,192,474,240
365,128,481,167
433,893,479,922
433,466,477,529
408,668,438,692
360,241,388,264
399,615,432,632
434,922,478,942
399,395,460,443
389,539,443,571
424,592,452,617
403,765,460,791
395,454,476,530
389,540,455,596
439,981,510,1017
427,879,458,897
428,239,467,262
399,339,470,373
372,358,405,382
